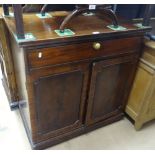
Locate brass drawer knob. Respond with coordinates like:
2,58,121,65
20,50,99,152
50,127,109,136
93,42,101,50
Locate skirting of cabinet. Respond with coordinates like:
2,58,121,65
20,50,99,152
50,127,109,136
19,105,123,149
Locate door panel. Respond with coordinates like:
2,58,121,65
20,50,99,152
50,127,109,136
34,71,83,134
86,55,138,125
27,62,89,141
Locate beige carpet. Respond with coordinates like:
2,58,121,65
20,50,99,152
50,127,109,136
0,76,155,150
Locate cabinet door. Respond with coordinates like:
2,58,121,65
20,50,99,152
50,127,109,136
86,55,138,125
27,62,89,141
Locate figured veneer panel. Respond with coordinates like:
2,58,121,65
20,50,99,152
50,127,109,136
34,70,84,134
86,55,138,125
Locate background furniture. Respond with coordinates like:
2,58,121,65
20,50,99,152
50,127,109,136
0,14,18,106
116,4,155,40
126,40,155,130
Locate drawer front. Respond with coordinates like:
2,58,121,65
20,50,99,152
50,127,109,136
27,37,141,69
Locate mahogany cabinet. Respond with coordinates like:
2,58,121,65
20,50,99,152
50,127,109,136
23,39,141,148
25,48,139,145
1,10,151,149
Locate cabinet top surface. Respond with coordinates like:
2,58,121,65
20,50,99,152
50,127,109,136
2,11,151,48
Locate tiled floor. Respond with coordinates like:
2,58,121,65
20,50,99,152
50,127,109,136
0,73,155,150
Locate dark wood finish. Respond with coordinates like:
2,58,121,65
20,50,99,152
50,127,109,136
26,61,90,143
33,113,123,149
27,37,141,70
34,71,83,133
12,4,25,39
24,38,141,147
1,9,150,149
86,55,138,125
3,11,151,48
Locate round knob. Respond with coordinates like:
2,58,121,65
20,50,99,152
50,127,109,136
93,42,101,50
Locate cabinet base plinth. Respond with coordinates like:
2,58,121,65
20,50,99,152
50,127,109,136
19,107,123,150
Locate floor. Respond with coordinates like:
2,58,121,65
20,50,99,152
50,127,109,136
0,74,155,150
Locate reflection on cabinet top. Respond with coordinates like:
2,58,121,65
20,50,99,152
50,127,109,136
2,11,151,48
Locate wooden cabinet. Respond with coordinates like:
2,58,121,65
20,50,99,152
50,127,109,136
26,51,139,145
1,10,150,149
0,16,18,105
12,41,145,149
126,40,155,130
